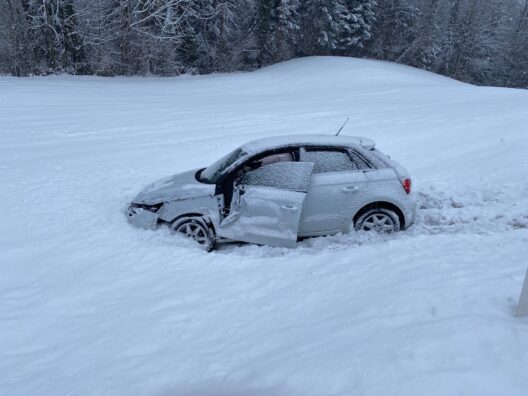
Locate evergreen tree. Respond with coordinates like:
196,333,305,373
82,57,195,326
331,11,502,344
398,0,441,70
199,0,256,72
504,0,528,87
437,0,463,76
338,0,376,55
256,0,274,64
0,0,525,87
0,0,34,76
442,0,507,84
299,0,342,55
23,0,85,73
256,0,299,65
367,0,418,60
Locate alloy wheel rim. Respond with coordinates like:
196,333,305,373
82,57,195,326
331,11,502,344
176,222,208,244
362,213,395,233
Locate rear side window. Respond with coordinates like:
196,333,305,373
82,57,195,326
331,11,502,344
299,148,357,173
240,162,314,192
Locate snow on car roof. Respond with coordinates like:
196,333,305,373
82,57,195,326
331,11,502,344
241,134,375,153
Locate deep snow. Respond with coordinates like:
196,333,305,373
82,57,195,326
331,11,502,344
1,57,528,396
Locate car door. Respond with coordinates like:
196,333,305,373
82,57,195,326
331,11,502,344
297,147,369,236
217,161,314,248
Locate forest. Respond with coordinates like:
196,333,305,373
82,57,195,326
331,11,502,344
1,0,527,88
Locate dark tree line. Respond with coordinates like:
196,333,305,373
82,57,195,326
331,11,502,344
0,1,527,88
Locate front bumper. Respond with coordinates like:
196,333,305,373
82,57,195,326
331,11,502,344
126,205,160,230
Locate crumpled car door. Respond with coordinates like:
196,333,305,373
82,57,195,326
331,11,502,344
218,162,314,248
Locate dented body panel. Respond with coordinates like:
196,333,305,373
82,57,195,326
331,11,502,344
218,186,307,248
127,168,222,232
158,196,221,225
217,162,313,247
132,168,214,205
126,207,160,230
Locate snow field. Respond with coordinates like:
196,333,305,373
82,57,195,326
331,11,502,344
1,57,528,396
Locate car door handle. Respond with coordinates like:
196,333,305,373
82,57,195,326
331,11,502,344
342,186,359,193
281,205,297,211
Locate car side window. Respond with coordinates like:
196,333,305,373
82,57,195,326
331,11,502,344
239,162,313,192
299,148,357,173
235,150,296,179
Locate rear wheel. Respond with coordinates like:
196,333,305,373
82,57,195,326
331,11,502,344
354,208,400,233
171,217,215,252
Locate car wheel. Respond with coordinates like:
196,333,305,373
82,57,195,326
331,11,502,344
354,208,400,233
171,217,215,252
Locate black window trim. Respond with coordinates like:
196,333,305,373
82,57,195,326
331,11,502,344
346,148,376,170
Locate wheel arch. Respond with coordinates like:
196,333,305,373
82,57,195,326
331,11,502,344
353,201,405,230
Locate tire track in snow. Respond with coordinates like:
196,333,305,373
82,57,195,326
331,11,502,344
215,183,528,256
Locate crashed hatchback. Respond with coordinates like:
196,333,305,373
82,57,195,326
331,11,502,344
126,134,416,251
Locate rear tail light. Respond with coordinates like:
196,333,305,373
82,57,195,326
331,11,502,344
401,178,411,194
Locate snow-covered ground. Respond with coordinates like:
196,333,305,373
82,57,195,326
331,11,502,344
1,57,528,396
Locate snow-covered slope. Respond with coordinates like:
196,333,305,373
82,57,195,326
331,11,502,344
1,57,527,396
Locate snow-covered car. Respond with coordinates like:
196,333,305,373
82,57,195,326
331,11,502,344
126,135,416,251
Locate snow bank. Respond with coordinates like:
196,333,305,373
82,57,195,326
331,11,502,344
1,56,527,396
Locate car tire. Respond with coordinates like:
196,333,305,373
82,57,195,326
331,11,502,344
354,207,401,233
171,217,216,252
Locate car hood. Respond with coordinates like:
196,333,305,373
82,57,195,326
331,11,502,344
131,168,215,205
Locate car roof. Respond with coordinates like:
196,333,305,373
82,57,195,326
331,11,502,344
241,134,376,154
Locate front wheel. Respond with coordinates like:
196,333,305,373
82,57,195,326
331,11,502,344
171,217,215,252
354,208,400,233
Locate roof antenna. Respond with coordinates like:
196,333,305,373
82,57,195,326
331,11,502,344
335,117,349,136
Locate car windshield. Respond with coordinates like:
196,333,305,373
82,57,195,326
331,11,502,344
200,147,247,183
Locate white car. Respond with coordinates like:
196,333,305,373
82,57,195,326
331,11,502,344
127,135,416,250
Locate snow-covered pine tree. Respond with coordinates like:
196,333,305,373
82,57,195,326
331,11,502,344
0,0,526,87
196,0,256,72
271,0,300,61
338,0,376,55
81,0,132,75
256,0,299,65
366,0,418,60
0,0,35,76
130,0,188,75
83,0,193,75
504,0,528,88
436,0,463,76
23,0,85,74
397,0,441,70
299,0,342,55
442,0,508,85
171,0,210,73
255,0,274,64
